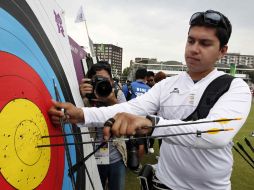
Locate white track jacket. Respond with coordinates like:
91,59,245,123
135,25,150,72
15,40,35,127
82,69,252,190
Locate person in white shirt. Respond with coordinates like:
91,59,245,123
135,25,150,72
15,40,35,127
48,10,252,190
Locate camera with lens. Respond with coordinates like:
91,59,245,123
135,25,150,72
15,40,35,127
86,75,112,100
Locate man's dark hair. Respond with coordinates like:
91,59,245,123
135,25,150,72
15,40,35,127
86,61,112,79
189,10,232,48
135,68,147,80
147,71,155,78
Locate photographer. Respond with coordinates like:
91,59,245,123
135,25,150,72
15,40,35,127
79,61,127,190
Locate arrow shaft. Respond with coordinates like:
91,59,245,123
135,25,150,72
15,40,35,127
37,129,231,148
41,131,97,138
42,118,239,139
233,146,254,169
244,138,254,153
143,118,239,129
53,79,76,190
237,142,254,163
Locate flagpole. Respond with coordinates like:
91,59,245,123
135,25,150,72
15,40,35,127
83,11,95,57
84,20,90,41
84,19,91,46
75,5,96,60
83,21,91,52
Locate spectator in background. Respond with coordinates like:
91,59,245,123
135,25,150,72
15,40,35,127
146,71,155,88
122,68,150,100
113,77,122,91
154,71,167,83
125,79,131,86
250,87,254,97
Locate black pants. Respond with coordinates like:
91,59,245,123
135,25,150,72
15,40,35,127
149,139,154,148
158,139,162,148
149,139,162,149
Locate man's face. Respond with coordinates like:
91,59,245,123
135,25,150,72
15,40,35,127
94,69,113,85
95,69,111,80
185,26,227,78
147,76,155,87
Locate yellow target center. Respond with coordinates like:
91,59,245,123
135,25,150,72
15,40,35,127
15,120,43,166
0,99,51,190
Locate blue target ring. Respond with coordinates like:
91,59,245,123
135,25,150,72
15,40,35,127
0,7,83,190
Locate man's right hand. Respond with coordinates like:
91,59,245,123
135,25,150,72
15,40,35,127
48,100,84,125
79,78,93,98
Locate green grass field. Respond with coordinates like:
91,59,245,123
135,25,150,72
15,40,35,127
125,103,254,190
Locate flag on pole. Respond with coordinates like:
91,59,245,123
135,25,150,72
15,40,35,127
75,6,86,23
88,36,96,57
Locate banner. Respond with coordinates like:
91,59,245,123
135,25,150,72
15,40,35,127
88,36,96,57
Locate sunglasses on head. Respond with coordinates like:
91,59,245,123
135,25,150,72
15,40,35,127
189,10,229,32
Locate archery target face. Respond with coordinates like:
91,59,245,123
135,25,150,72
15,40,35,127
0,5,84,189
0,51,64,190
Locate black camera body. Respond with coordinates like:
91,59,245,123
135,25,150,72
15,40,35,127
86,76,112,100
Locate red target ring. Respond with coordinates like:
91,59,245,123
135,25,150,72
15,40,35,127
0,52,65,189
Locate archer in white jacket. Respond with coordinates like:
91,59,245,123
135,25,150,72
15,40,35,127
48,10,252,190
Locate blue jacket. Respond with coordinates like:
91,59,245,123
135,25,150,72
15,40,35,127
122,80,150,100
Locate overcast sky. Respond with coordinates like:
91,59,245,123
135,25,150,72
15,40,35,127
56,0,254,69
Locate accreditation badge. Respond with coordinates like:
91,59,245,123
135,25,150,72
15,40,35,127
188,93,195,105
94,141,109,165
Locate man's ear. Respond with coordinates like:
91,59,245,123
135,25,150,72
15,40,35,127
218,45,228,60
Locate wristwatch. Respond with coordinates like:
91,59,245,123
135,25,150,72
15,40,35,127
146,115,160,126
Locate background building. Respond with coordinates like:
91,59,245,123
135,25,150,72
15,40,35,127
94,43,122,79
128,58,186,80
127,57,254,84
217,53,254,68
